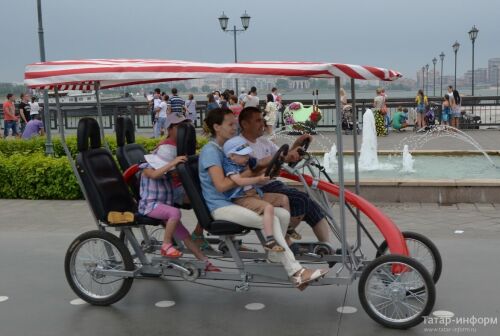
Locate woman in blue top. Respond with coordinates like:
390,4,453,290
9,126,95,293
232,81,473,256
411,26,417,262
198,108,328,289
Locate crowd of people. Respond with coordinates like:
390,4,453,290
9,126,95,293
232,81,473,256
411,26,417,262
1,93,44,139
149,86,283,138
367,85,462,136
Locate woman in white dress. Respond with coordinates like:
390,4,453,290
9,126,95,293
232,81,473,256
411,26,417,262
264,93,277,135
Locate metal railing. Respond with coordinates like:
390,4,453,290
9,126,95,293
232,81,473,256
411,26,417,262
1,96,499,131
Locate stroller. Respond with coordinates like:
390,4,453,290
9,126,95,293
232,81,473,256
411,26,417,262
416,107,437,133
425,107,436,126
341,105,360,134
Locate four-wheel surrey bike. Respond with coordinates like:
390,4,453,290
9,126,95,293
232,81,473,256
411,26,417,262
64,117,441,330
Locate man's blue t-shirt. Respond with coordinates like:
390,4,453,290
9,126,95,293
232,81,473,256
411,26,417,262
169,95,185,114
199,142,233,212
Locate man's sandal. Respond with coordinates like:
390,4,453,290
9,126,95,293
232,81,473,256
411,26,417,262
286,227,302,240
191,233,214,251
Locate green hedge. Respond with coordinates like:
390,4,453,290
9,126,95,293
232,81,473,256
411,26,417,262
0,153,82,199
0,135,209,200
0,135,209,158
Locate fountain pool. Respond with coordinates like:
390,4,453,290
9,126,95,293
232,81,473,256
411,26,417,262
317,154,500,180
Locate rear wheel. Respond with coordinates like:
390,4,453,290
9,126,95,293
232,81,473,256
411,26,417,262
64,230,134,306
359,254,435,329
376,231,442,285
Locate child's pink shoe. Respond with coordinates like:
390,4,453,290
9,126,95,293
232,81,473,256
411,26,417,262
161,244,183,258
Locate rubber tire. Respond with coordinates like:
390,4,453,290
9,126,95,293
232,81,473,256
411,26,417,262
64,230,134,306
358,254,436,329
376,231,442,284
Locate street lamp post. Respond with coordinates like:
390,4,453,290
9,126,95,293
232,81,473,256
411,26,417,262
432,58,437,97
425,64,429,96
421,66,425,92
468,25,479,96
452,41,460,89
493,65,499,104
218,11,251,93
497,66,499,101
439,52,445,97
36,0,53,155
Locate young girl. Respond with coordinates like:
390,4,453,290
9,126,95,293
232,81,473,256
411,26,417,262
415,90,428,129
139,113,220,271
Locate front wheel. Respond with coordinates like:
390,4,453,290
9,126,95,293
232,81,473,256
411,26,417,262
358,254,436,329
376,231,442,285
64,230,134,306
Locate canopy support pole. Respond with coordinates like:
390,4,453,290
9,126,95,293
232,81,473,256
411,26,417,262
334,77,349,270
36,0,54,156
94,81,109,150
54,87,98,225
350,78,362,252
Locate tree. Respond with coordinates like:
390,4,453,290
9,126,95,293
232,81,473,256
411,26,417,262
201,85,210,93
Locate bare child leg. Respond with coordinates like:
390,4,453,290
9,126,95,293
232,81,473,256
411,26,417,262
262,204,285,252
147,204,183,258
161,218,182,257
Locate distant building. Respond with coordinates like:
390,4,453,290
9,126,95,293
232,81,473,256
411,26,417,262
289,77,311,90
488,58,500,85
464,68,488,86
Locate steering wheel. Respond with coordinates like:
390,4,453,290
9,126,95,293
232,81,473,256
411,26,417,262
288,138,311,168
265,144,289,178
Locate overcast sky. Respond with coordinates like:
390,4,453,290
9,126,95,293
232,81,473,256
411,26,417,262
1,0,499,83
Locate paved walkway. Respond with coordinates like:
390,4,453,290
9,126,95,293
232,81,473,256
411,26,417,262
0,200,499,335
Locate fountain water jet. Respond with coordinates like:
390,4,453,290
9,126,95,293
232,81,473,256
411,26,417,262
401,145,415,173
357,109,396,171
395,125,498,168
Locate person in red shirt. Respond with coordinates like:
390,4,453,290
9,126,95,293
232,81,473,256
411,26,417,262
3,93,18,137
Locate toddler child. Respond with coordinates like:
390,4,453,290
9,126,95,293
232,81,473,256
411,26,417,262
222,136,290,252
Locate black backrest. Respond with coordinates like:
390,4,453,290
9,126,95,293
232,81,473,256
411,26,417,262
115,116,135,147
176,122,196,156
115,116,146,171
116,144,144,200
115,116,146,199
177,155,213,230
76,117,136,222
116,144,147,170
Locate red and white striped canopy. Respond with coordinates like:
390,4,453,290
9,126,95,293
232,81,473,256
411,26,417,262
25,59,402,90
